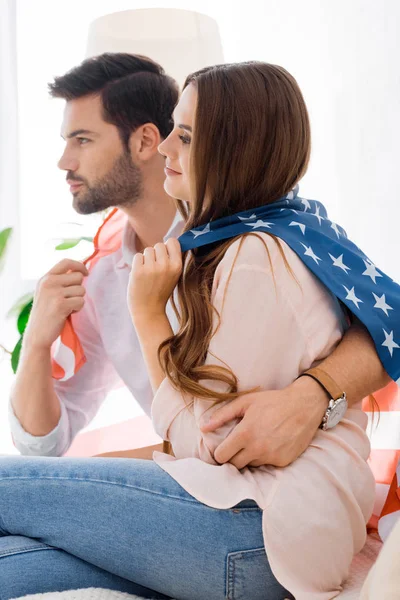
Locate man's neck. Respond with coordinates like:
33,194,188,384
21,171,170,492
119,190,178,253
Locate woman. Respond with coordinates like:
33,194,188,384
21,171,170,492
130,61,383,599
0,62,397,600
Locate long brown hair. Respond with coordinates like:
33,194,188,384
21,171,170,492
159,62,311,402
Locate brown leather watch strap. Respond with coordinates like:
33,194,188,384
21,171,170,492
162,440,173,455
300,366,344,401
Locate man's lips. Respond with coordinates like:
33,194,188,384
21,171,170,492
67,180,84,190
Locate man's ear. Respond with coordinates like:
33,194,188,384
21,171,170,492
129,123,161,162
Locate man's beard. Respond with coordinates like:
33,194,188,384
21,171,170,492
71,152,143,215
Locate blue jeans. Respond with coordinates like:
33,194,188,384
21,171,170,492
0,456,292,600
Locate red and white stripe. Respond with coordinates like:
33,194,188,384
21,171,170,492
51,208,126,381
362,381,400,536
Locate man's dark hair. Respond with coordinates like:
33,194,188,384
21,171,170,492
49,53,179,150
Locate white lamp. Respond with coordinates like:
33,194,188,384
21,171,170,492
86,8,225,88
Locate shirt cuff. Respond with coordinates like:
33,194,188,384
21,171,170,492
8,400,70,457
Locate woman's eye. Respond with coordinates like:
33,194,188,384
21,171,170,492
178,134,191,145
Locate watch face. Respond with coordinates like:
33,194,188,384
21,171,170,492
326,398,348,429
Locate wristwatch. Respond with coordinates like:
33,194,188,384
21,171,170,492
299,366,348,430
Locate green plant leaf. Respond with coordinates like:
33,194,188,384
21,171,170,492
0,227,13,274
17,300,33,335
7,292,34,319
11,336,23,373
55,236,93,251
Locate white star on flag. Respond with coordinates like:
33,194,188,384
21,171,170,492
245,220,273,230
190,223,211,239
382,329,400,357
238,214,257,221
343,285,363,309
373,293,393,317
362,260,383,284
289,221,306,235
331,223,341,238
300,243,321,264
329,253,351,273
301,198,311,211
311,205,324,225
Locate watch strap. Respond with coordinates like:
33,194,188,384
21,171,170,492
162,440,173,455
300,367,344,401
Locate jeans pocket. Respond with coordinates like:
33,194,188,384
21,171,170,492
226,547,293,600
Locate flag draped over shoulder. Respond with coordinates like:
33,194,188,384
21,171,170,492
51,186,400,537
178,186,400,382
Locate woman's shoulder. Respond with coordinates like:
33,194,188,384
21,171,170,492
217,231,294,276
214,231,338,308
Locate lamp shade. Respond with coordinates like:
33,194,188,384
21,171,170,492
86,8,224,87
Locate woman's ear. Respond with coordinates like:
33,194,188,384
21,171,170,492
129,123,162,162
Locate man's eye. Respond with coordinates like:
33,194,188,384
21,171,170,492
77,137,90,145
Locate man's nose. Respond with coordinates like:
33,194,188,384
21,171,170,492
57,151,79,172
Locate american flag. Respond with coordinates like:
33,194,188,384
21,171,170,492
178,185,400,385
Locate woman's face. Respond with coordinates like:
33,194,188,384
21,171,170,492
158,83,197,203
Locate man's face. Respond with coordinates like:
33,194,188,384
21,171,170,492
58,94,142,214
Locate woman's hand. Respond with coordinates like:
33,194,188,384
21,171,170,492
128,238,182,322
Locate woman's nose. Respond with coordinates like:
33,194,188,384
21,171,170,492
158,139,168,157
158,134,176,159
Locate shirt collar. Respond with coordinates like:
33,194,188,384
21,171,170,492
116,210,185,269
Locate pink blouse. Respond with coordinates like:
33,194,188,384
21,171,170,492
151,233,375,600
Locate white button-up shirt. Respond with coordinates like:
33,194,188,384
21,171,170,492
9,212,184,456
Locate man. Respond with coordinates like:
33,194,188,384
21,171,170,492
9,53,390,465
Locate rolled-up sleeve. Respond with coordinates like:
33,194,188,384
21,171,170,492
8,398,71,457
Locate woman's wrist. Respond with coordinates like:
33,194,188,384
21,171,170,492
132,310,168,327
132,311,174,393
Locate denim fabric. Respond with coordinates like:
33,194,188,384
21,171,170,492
0,456,292,600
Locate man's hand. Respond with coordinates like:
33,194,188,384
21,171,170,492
24,259,88,350
200,376,328,469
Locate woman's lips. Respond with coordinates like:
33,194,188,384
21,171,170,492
164,167,181,177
